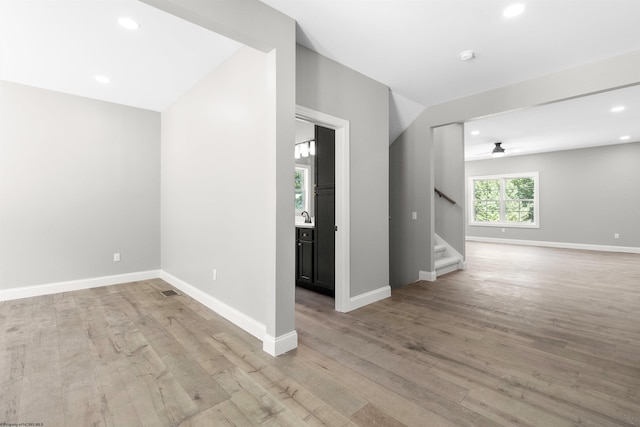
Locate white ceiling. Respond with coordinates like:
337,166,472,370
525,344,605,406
2,0,640,157
262,0,640,146
0,0,241,111
262,0,640,108
464,84,640,160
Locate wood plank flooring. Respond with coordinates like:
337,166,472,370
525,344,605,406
1,242,639,426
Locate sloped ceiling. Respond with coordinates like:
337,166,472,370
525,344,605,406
2,0,640,154
0,0,241,111
263,0,640,108
262,0,640,145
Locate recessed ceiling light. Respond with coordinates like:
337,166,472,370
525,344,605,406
94,75,111,84
611,106,625,112
470,130,480,136
503,3,525,18
459,50,475,61
118,17,140,30
620,135,630,140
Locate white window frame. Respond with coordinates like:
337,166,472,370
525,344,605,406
468,172,539,228
294,165,310,214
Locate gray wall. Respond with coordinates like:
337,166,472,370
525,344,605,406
143,0,297,341
390,50,640,286
390,116,432,287
466,142,640,248
434,124,465,256
0,81,160,289
161,47,271,326
296,44,390,297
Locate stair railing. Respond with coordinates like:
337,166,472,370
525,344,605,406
434,188,456,205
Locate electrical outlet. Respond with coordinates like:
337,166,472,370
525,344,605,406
113,252,121,262
614,233,620,239
411,212,417,220
212,269,217,280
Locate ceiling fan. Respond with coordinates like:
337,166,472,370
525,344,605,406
491,142,506,157
473,142,506,158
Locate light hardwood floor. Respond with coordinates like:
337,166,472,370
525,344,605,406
1,242,639,426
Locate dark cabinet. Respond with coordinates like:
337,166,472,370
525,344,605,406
296,227,332,295
313,125,336,295
295,125,335,297
296,228,314,284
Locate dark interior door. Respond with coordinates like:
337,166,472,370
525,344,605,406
314,125,335,294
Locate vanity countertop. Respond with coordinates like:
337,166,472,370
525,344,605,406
295,222,315,229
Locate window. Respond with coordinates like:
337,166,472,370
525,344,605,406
295,166,310,213
469,172,539,228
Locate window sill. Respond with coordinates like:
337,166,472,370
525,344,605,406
469,222,539,229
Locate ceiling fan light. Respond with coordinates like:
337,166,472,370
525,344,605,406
492,142,505,157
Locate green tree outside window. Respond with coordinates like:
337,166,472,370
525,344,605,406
471,173,538,226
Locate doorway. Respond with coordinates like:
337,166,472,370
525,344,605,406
295,121,336,296
295,105,351,312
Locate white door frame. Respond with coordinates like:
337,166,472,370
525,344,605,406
295,105,350,312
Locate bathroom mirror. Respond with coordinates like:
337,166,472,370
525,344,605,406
295,119,315,217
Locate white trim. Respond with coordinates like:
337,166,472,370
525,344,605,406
0,269,302,357
159,271,267,341
434,261,461,277
263,330,298,356
162,271,298,357
466,236,640,254
0,270,160,302
419,270,437,282
469,222,539,229
345,285,391,311
296,106,352,313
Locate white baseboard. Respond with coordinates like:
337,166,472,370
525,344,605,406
466,236,640,254
0,269,300,357
419,270,436,282
345,285,391,311
160,271,299,357
159,271,267,341
434,263,460,277
0,270,161,302
263,330,298,356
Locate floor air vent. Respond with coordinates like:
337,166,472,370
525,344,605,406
160,289,180,297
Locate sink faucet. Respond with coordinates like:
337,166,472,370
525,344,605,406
301,211,311,223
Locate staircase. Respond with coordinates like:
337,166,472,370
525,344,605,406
433,234,465,278
418,234,465,281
